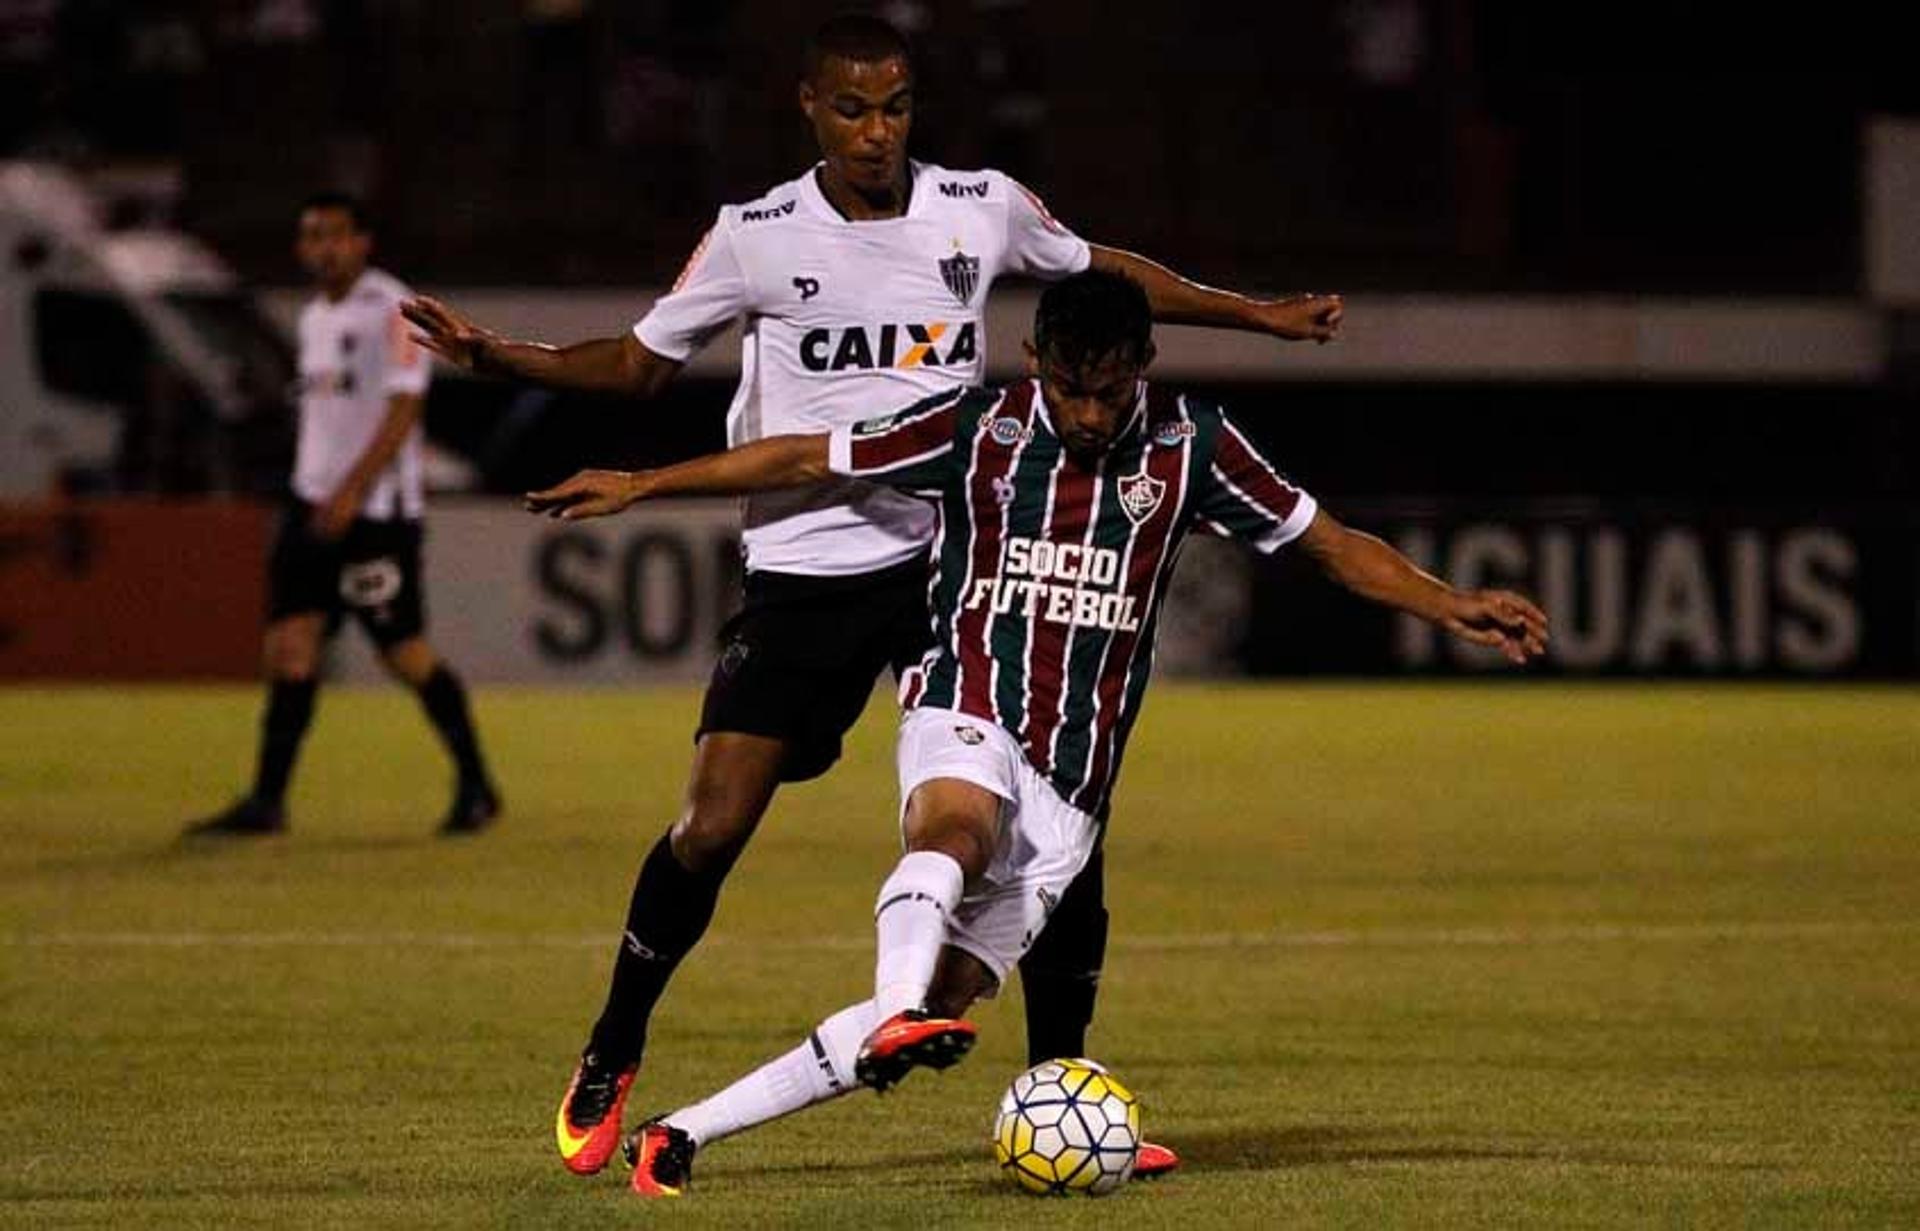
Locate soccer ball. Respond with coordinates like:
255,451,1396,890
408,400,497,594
991,1058,1141,1196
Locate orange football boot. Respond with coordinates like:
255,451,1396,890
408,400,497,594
554,1052,637,1175
1132,1139,1181,1180
853,1009,978,1092
624,1120,697,1197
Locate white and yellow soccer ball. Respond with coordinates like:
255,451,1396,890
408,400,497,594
991,1058,1141,1196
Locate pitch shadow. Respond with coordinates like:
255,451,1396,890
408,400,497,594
738,1144,985,1178
1163,1123,1549,1172
1153,1123,1778,1175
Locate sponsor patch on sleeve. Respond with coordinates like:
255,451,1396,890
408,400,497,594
853,411,905,437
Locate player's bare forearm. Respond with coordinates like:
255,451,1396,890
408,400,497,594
1086,246,1343,343
401,296,679,397
1299,511,1453,621
645,434,832,497
1298,510,1550,663
478,334,675,397
1088,246,1255,327
525,434,832,520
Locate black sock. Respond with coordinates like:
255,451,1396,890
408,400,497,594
586,833,726,1067
1019,845,1110,1066
250,679,317,806
416,665,491,790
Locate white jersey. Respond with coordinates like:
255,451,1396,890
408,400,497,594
293,268,432,521
633,161,1090,576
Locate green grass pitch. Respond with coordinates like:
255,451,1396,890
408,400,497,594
3,684,1917,1228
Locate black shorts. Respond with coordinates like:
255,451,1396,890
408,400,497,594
699,553,934,783
267,500,427,648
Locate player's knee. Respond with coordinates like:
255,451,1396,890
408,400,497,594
902,781,1000,880
672,740,781,872
904,821,994,882
668,802,757,873
262,634,318,681
380,639,437,687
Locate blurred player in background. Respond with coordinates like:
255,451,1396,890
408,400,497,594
402,15,1341,1178
186,193,500,839
524,268,1546,1197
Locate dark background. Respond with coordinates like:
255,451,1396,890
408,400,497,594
5,2,1915,676
4,2,1912,292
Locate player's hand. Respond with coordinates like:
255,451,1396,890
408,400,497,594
1253,294,1344,344
310,489,360,541
400,295,500,371
524,470,648,520
1438,589,1550,665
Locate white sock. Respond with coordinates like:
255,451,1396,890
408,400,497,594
872,850,965,1019
668,1000,880,1147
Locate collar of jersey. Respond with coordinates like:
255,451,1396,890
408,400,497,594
316,268,374,309
1027,378,1150,458
798,160,928,224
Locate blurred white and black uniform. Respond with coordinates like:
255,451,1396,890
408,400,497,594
274,267,433,640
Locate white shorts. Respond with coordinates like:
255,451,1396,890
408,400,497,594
895,706,1100,990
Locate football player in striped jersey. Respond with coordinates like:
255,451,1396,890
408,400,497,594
528,268,1547,1197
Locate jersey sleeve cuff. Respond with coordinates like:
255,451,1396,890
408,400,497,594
826,425,855,476
1263,493,1319,553
632,316,695,364
1019,236,1092,282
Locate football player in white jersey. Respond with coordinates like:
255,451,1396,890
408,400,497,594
186,194,500,839
401,15,1340,1181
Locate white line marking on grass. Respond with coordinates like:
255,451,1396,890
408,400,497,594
5,920,1911,952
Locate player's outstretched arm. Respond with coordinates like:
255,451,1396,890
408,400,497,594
1086,246,1343,343
400,296,681,398
524,434,833,520
1297,509,1550,664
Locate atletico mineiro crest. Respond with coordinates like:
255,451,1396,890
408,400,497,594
939,250,981,307
1117,472,1165,523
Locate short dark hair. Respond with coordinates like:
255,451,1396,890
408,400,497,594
299,191,371,233
1034,269,1153,370
804,13,912,81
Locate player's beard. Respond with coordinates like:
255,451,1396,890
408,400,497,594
1063,439,1108,468
845,154,905,203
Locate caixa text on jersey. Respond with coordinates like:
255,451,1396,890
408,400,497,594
800,322,980,372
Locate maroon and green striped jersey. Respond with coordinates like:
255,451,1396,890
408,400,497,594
825,378,1317,814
